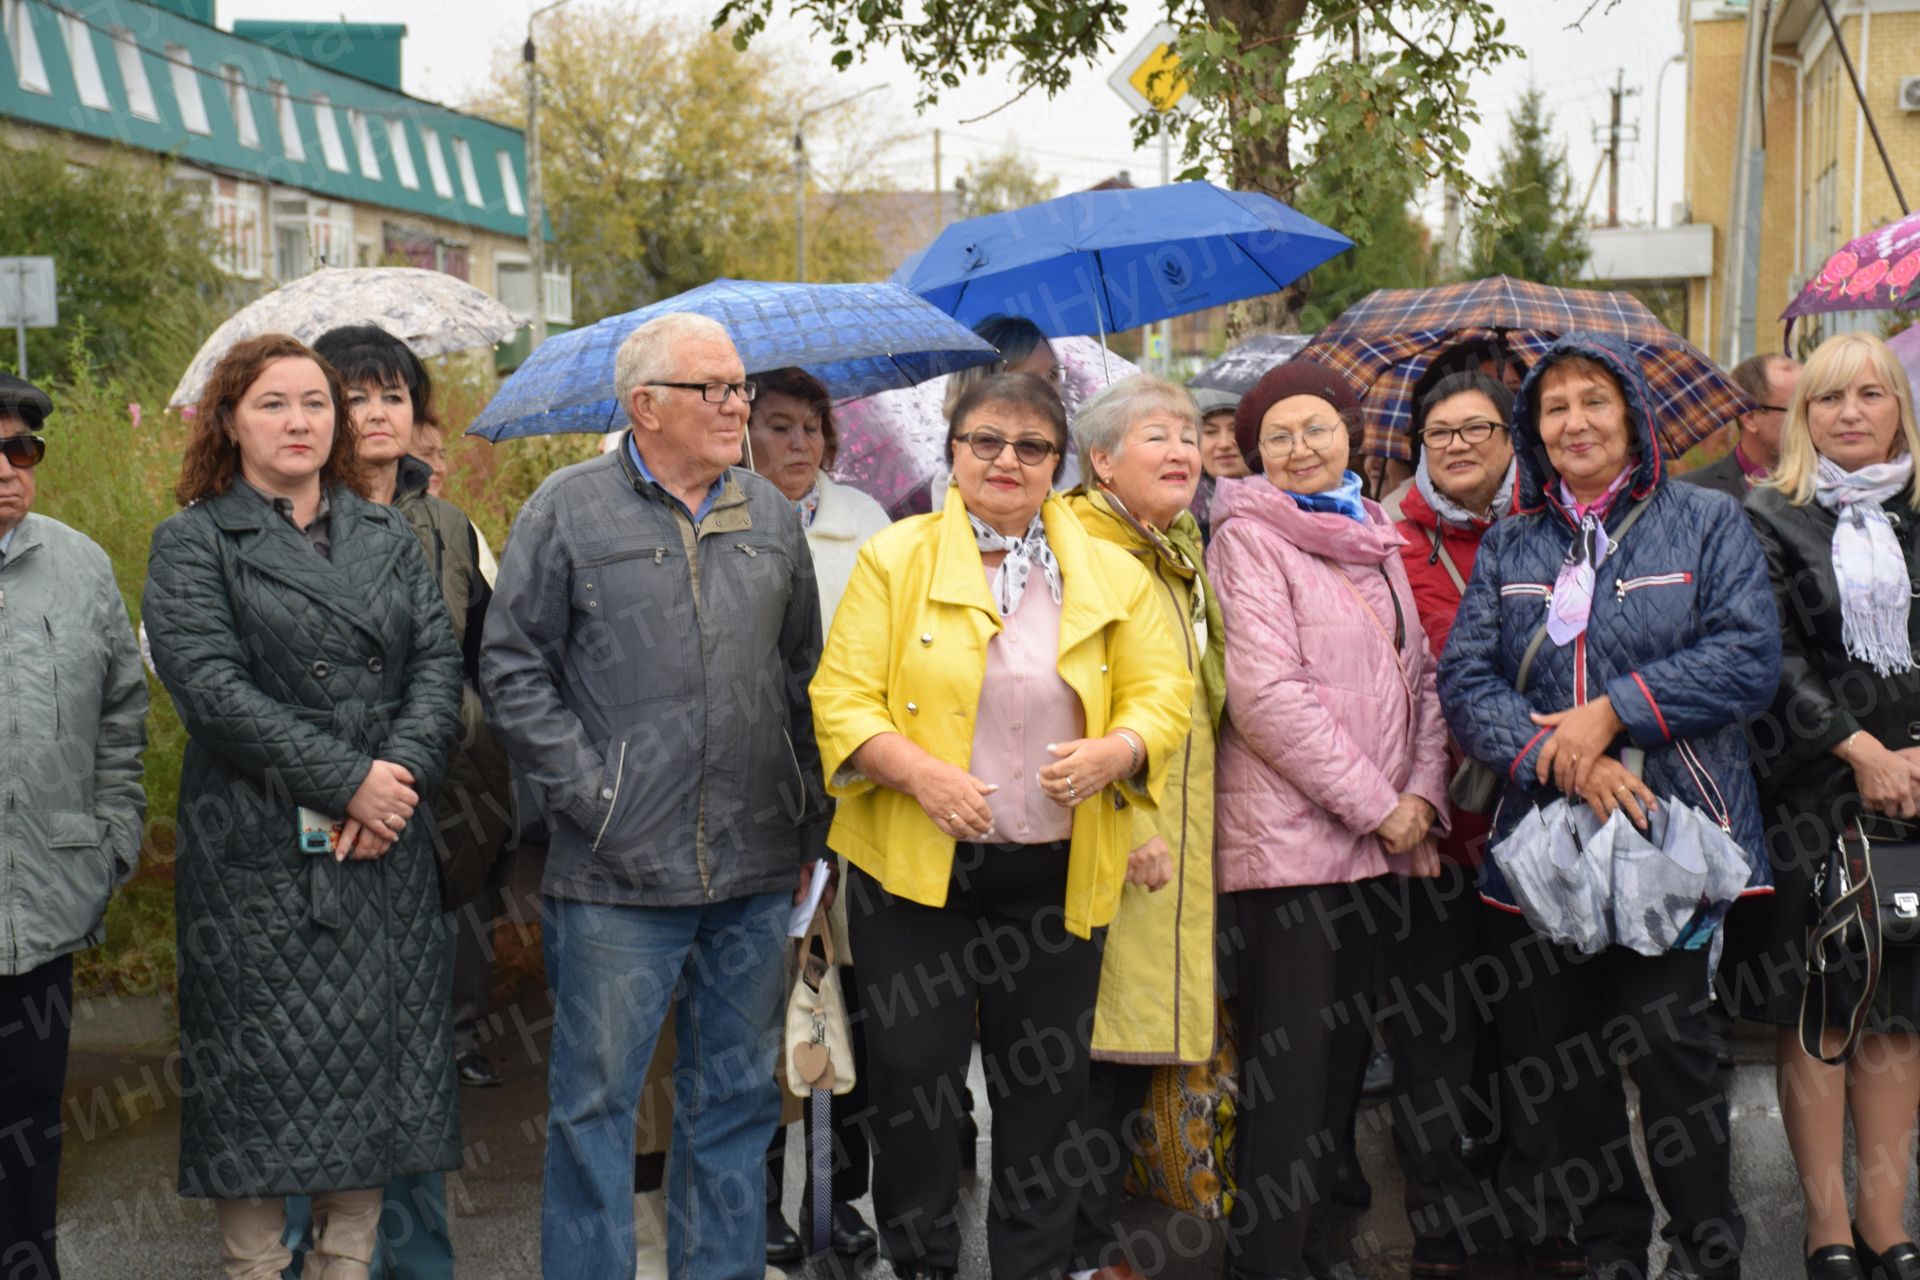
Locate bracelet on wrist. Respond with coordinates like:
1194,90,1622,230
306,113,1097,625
1113,728,1142,775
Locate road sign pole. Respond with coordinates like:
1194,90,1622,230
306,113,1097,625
14,263,25,379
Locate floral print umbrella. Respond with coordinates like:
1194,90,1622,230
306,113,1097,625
169,267,527,408
1782,212,1920,333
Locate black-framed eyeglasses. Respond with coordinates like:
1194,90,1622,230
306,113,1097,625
647,380,758,404
1419,420,1506,449
953,431,1059,466
0,435,45,469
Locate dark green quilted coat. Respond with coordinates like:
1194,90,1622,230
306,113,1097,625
143,483,463,1198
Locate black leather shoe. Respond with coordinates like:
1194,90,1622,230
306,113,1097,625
1854,1228,1920,1280
1808,1245,1867,1280
1328,1147,1371,1209
1411,1233,1468,1277
455,1050,503,1088
798,1198,878,1257
766,1203,804,1266
1521,1236,1588,1277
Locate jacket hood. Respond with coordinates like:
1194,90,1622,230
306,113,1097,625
394,454,435,501
1510,331,1664,516
1208,474,1404,564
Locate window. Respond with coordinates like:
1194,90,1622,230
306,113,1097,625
386,120,418,189
112,30,156,120
348,108,380,180
496,258,534,316
212,180,263,277
273,195,354,278
6,0,50,95
312,93,348,173
60,13,108,110
420,127,453,198
270,81,302,161
452,136,482,206
223,66,258,148
497,150,524,216
165,44,209,135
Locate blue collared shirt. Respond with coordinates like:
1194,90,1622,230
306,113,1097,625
0,522,16,561
628,432,725,525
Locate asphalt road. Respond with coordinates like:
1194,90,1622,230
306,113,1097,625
44,1000,1905,1280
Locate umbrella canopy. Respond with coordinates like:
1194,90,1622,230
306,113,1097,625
1188,333,1313,394
170,267,527,408
833,336,1142,514
1891,325,1920,392
1784,212,1920,326
894,182,1352,338
466,279,999,442
1300,278,1752,461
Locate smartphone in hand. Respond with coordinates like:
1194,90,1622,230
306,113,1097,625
297,806,344,856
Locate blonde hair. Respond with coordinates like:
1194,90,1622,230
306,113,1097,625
1768,330,1920,507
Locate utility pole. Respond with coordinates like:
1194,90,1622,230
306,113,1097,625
1718,0,1770,364
933,127,943,225
1651,52,1686,227
1600,70,1641,228
793,85,884,281
524,0,578,354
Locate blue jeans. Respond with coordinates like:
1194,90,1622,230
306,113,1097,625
541,891,789,1280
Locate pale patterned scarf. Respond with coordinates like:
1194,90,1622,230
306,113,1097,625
794,483,822,530
970,511,1062,616
1814,453,1915,676
1547,468,1633,646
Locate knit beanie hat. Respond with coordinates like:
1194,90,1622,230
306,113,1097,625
1233,358,1360,472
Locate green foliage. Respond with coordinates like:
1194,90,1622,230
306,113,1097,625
713,0,1519,330
1463,87,1592,286
1296,170,1437,331
474,6,889,323
0,140,231,389
957,150,1060,217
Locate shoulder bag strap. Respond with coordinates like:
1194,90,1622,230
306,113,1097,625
1336,570,1418,710
1507,495,1654,696
1427,526,1469,595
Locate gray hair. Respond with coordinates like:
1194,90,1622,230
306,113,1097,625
612,312,733,420
1069,374,1200,483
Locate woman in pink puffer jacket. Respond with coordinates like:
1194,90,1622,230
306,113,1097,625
1207,359,1451,1280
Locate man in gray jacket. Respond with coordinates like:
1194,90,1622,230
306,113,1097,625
482,313,829,1280
0,375,148,1278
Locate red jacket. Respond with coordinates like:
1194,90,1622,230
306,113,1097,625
1395,483,1493,868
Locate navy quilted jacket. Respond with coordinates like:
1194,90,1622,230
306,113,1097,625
1437,333,1781,909
145,483,463,1198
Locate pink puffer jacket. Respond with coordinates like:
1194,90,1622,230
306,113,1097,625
1207,477,1451,891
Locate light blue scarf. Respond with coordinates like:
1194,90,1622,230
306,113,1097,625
1286,470,1368,522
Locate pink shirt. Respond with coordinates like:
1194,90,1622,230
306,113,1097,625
969,565,1085,843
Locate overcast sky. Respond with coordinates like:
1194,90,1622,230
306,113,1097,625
226,0,1692,233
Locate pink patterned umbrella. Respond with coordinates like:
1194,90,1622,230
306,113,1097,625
832,336,1143,514
1783,213,1920,334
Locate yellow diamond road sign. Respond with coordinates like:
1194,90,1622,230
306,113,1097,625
1108,22,1191,116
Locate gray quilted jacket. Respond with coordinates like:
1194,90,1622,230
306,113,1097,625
0,513,148,975
143,483,463,1198
481,438,831,908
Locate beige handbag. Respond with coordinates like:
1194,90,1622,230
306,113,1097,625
785,908,856,1097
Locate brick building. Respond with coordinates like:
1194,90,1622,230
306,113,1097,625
0,0,570,368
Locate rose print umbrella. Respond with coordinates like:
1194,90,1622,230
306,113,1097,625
1783,212,1920,334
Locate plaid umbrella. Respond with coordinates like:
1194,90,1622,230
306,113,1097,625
1300,277,1753,461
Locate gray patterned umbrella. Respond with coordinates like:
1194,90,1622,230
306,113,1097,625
169,267,527,408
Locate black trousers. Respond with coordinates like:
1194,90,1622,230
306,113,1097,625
1529,940,1745,1277
1226,881,1383,1280
1067,1060,1153,1272
1384,867,1570,1249
0,954,72,1280
767,962,874,1211
849,842,1102,1280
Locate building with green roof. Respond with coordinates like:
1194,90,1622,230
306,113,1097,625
0,0,569,368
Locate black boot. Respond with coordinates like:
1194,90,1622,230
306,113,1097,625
766,1127,802,1265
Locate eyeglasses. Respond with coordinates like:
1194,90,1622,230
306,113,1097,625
647,380,758,404
1258,423,1340,455
0,435,45,469
1419,420,1506,449
953,431,1059,466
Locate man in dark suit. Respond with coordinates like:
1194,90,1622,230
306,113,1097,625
1683,352,1800,501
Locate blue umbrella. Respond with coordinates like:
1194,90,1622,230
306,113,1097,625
467,279,1001,441
893,182,1352,340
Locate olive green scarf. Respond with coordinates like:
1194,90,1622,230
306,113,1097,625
1074,487,1227,730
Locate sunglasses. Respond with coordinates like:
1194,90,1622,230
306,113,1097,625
0,435,44,469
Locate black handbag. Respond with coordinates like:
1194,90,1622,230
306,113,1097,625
1799,813,1920,1063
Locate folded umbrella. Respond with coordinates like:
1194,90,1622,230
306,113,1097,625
466,279,1000,442
171,267,527,408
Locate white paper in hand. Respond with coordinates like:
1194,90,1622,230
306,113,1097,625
787,858,832,938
